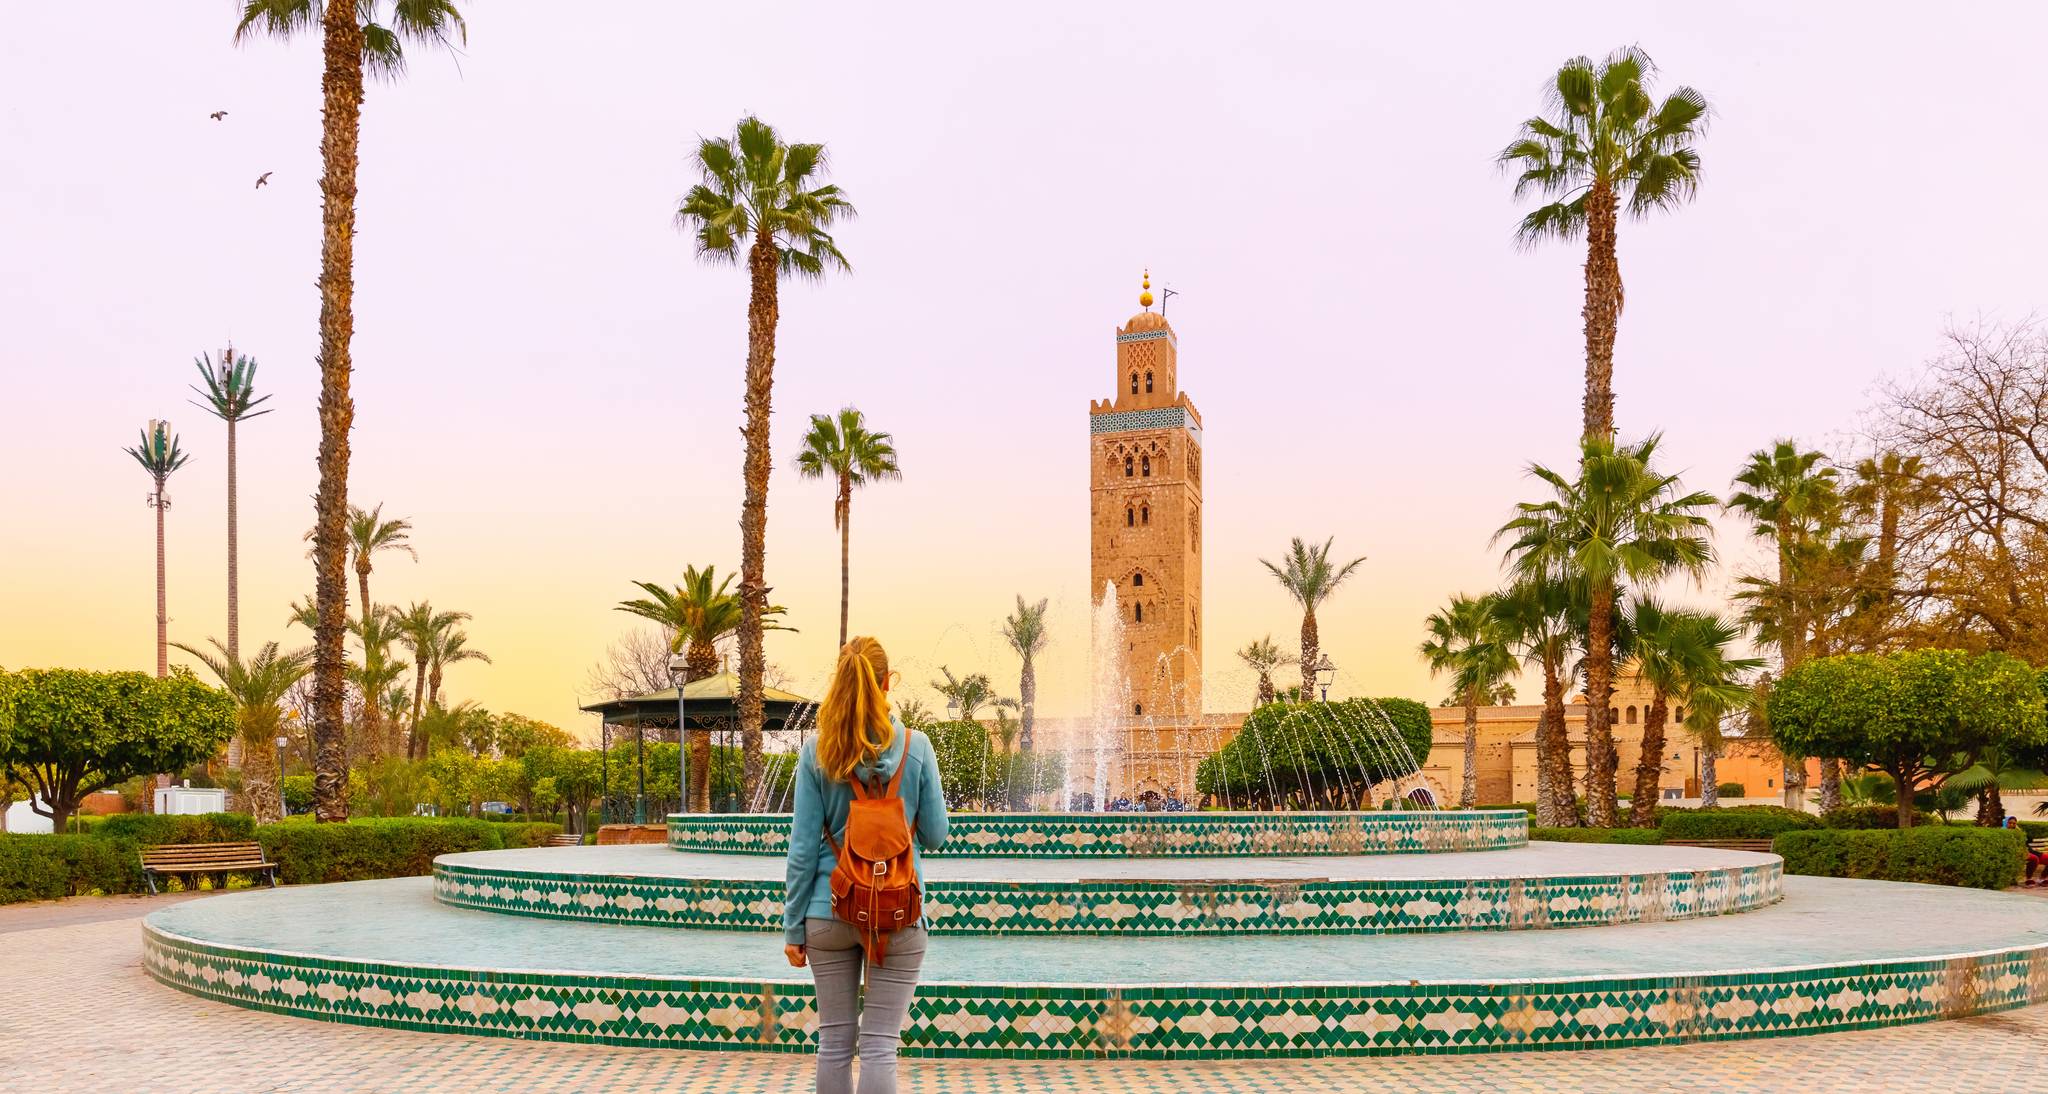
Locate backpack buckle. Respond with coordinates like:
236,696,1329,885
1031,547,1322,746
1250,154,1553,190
872,861,888,877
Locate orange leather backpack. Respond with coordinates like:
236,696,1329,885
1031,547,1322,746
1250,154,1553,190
823,737,922,962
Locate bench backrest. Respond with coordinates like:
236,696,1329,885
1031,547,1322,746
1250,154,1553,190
141,841,269,868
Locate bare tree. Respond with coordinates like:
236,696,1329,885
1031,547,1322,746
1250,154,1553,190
584,627,677,701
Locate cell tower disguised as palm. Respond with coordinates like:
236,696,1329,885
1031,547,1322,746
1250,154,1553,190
126,421,190,677
191,347,274,661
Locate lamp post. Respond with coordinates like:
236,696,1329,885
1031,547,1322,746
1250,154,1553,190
633,718,648,826
946,698,960,723
668,653,690,816
1314,654,1336,703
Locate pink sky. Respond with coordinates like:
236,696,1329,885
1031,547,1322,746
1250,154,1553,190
4,3,2046,737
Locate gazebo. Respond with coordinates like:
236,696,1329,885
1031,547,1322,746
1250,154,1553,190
581,672,812,818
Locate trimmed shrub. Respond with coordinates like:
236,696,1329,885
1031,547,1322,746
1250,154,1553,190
1774,827,2024,889
1715,782,1746,798
496,822,564,848
1530,826,1663,845
1821,805,1899,830
0,834,144,903
258,817,506,885
1662,806,1820,841
98,812,256,846
2018,820,2048,841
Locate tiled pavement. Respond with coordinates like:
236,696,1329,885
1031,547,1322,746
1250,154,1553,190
4,894,2045,1092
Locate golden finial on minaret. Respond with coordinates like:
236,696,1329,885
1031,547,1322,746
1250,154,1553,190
1139,268,1154,309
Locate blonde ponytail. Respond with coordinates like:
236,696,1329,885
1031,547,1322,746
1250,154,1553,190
817,636,895,783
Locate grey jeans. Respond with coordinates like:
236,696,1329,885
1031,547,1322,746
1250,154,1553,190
804,917,928,1094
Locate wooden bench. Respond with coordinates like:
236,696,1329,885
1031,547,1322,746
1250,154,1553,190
546,833,583,847
1665,838,1777,853
141,841,278,894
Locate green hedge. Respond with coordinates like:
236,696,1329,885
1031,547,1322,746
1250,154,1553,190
97,812,256,846
256,817,561,884
1773,827,2024,890
1662,806,1820,840
1715,782,1746,797
0,834,144,904
1820,805,1900,829
1530,826,1664,845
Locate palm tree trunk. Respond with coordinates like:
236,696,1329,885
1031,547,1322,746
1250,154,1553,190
1630,693,1669,827
1580,178,1620,442
1583,581,1619,827
1700,744,1720,807
407,656,428,760
1019,656,1037,753
1459,690,1480,808
154,475,168,677
242,719,283,825
733,222,779,806
837,481,851,650
1539,662,1574,826
308,3,365,825
1299,611,1319,703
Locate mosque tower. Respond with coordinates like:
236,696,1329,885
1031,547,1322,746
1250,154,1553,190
1089,272,1204,793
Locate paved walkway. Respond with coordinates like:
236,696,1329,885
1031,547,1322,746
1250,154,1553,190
2,893,2043,1093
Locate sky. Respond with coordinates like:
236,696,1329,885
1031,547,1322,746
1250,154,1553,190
3,3,2046,740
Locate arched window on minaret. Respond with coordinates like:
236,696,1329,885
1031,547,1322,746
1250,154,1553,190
1125,506,1135,528
1124,455,1134,477
1140,504,1150,525
1135,602,1144,623
1131,572,1144,587
1145,371,1154,393
1130,372,1139,395
1141,454,1151,477
1134,702,1143,716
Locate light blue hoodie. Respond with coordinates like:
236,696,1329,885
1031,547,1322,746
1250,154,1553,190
783,718,949,945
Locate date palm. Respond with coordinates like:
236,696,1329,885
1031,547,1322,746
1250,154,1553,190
125,421,191,678
344,503,416,625
676,115,854,802
931,666,1014,723
235,0,467,822
1000,596,1051,752
1235,636,1296,708
1497,434,1715,826
425,627,489,714
190,347,274,661
1491,576,1586,825
794,407,900,648
1499,47,1710,442
393,601,469,759
1260,537,1366,704
171,638,312,822
1624,602,1760,825
348,608,407,759
1420,593,1518,809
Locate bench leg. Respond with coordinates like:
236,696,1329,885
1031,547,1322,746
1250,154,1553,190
145,871,158,896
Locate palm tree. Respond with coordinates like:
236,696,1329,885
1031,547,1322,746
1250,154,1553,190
794,407,900,648
1235,636,1295,708
348,608,406,759
125,421,191,678
392,601,469,759
675,115,855,803
343,503,416,626
1420,594,1518,809
1624,603,1760,825
1947,745,2048,828
1499,47,1710,442
931,667,1012,722
425,626,489,713
286,594,323,633
617,566,787,811
235,0,467,823
1497,434,1715,826
1729,440,1839,806
1490,577,1585,825
1260,537,1367,703
190,347,275,661
171,639,312,822
1000,596,1051,751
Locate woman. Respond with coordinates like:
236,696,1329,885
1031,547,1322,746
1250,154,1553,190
785,637,948,1094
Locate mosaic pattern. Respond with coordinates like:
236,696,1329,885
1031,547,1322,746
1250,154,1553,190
1114,328,1176,346
434,859,1780,936
142,922,2048,1058
666,810,1528,859
1090,406,1192,436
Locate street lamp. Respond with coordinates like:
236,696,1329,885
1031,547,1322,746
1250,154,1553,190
946,698,960,722
1314,654,1336,703
668,653,690,816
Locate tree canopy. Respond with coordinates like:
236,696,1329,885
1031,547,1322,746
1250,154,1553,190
1196,698,1432,809
0,667,236,829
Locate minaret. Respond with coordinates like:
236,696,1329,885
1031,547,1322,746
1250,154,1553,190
1089,271,1204,795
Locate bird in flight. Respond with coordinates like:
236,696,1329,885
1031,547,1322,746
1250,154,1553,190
210,110,228,121
254,172,272,189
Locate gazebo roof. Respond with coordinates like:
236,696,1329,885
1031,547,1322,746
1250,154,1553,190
579,671,812,724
